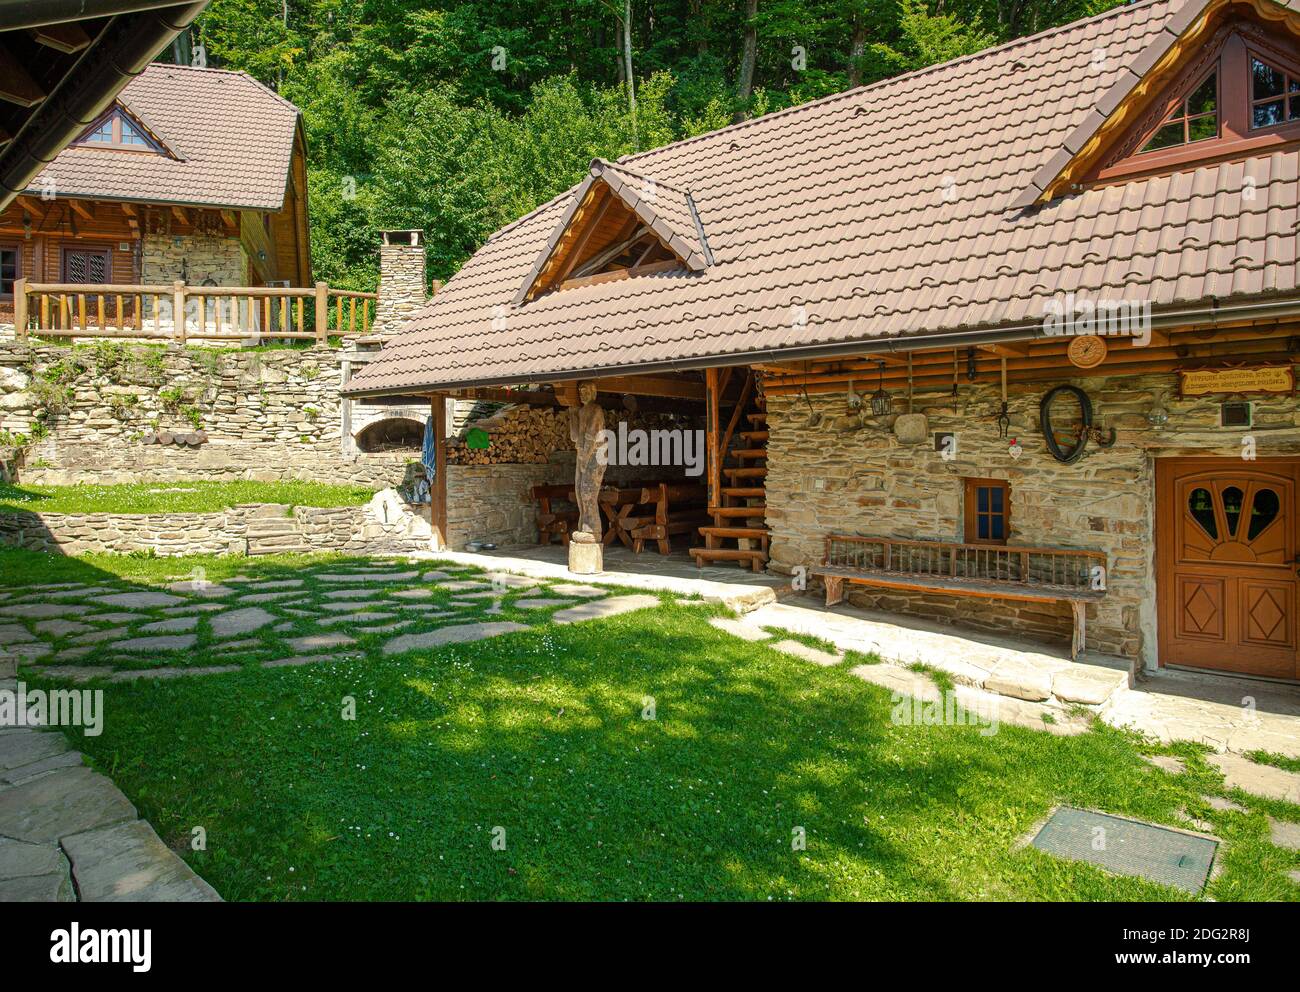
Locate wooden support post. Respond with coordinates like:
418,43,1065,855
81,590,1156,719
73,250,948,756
430,393,449,550
1070,600,1086,661
705,367,720,512
172,280,186,343
314,282,329,343
13,278,26,340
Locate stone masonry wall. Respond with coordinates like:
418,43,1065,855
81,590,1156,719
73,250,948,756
0,343,413,487
0,501,436,557
445,458,571,549
372,233,428,335
765,370,1300,667
141,232,247,287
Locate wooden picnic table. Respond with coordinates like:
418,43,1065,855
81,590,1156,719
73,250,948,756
532,483,578,545
600,481,708,554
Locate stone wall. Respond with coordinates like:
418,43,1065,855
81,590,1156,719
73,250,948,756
445,458,571,549
0,343,414,487
765,370,1300,667
141,232,247,287
0,501,431,557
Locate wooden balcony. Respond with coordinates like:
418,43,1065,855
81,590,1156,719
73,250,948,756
11,278,377,347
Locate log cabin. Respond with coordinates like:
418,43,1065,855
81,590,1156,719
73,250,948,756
344,0,1300,684
0,61,310,325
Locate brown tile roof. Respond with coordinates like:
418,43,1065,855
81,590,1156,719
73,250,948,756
28,64,299,211
345,0,1300,397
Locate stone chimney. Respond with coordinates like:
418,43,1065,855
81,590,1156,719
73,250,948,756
374,230,429,335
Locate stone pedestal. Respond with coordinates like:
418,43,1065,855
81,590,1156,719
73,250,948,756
568,532,603,574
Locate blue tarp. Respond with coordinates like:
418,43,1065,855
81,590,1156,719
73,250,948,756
421,414,436,478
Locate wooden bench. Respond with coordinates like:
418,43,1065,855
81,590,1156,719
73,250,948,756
531,484,578,545
810,534,1107,659
629,482,709,555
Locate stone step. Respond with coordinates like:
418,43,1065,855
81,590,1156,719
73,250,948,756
244,519,297,536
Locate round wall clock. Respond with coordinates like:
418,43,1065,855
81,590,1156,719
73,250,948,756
1067,334,1108,369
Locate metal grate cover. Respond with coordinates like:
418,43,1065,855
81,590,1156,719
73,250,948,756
1031,807,1217,894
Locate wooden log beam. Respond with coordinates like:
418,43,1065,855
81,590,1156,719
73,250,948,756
68,199,94,222
0,43,45,107
32,22,92,54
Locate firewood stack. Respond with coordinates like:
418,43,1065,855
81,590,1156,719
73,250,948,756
446,404,573,465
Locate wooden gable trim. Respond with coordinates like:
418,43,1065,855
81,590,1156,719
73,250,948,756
1017,0,1300,206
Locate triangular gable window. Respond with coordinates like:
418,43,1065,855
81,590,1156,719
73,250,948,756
516,160,712,304
73,105,169,154
1017,6,1300,204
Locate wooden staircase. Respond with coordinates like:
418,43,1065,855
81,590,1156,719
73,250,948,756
692,367,769,571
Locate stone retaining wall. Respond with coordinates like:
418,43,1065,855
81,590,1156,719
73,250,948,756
765,370,1300,667
0,501,428,557
446,459,571,548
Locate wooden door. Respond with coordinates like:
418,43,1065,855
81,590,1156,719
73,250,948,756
1156,458,1299,679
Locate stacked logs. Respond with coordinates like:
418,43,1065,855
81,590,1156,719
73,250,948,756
446,405,572,465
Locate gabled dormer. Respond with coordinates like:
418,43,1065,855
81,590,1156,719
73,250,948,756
71,103,174,157
1016,0,1300,205
515,159,712,304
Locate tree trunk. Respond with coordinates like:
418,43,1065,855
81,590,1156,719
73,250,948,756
847,14,867,88
689,0,708,55
623,0,636,120
734,0,758,122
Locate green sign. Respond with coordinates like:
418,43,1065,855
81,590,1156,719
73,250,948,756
466,427,490,450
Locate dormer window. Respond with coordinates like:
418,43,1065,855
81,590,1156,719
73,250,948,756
1250,57,1300,129
73,106,166,153
1140,73,1218,152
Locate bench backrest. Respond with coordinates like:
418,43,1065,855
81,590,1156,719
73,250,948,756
824,534,1106,593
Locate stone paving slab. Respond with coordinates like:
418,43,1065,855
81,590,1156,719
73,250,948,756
514,598,576,610
33,619,93,638
317,571,419,583
0,603,96,619
486,573,535,589
551,595,661,625
0,836,63,878
320,601,380,612
708,617,772,642
383,621,529,656
161,603,225,615
138,617,199,634
245,579,303,590
0,766,136,844
210,607,275,639
287,633,356,652
323,589,383,599
548,584,607,597
0,624,35,643
771,639,842,667
440,580,491,592
319,612,394,626
390,588,434,599
110,665,241,681
100,592,184,609
1267,817,1300,850
86,612,147,624
1208,753,1300,803
421,571,452,581
0,867,74,901
238,591,301,604
985,660,1053,702
71,629,127,645
63,819,222,902
166,581,236,598
1,749,84,785
110,635,197,653
1104,671,1300,757
0,729,72,771
849,663,943,704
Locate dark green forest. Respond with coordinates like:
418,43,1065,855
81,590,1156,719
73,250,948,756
176,0,1127,289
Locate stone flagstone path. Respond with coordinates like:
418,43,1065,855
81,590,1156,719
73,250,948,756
0,706,220,901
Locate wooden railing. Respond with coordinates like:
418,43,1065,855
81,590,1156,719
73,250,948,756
823,534,1105,592
12,279,377,346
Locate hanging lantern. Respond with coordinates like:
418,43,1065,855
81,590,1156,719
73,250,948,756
868,361,892,416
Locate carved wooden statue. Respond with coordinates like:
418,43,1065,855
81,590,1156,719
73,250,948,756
568,381,607,539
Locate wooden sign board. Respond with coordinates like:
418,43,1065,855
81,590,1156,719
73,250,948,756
1178,364,1295,397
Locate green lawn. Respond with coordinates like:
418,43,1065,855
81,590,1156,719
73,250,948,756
0,480,376,514
4,549,1298,902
